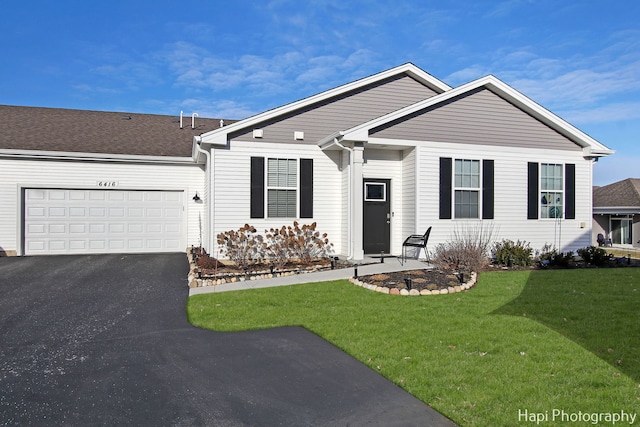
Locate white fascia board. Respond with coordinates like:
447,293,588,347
481,76,614,155
339,74,614,156
200,63,452,146
0,148,196,164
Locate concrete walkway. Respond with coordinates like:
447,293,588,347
189,256,431,295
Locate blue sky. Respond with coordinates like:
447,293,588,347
1,0,638,186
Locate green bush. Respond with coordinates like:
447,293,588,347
577,246,611,267
493,239,533,266
538,244,573,268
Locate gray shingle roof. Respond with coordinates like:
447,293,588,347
593,178,640,208
0,105,235,158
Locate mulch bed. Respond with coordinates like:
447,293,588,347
358,269,471,292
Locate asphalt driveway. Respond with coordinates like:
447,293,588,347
0,254,456,426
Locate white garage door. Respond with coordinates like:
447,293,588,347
23,189,185,255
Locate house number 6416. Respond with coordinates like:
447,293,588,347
97,181,118,187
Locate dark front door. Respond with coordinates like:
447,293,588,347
363,179,391,254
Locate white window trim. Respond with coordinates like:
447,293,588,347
539,162,564,220
453,158,482,219
265,157,300,219
364,182,387,202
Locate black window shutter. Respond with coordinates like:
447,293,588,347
300,158,313,218
565,163,575,219
250,157,264,218
482,159,494,219
439,157,452,219
527,162,539,219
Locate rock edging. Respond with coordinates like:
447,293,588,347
186,251,334,288
348,272,477,296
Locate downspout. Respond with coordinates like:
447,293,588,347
194,136,212,252
333,138,355,260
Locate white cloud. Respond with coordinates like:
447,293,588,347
561,102,640,125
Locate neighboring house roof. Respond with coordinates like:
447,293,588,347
322,75,614,157
0,105,233,160
593,178,640,214
198,63,451,146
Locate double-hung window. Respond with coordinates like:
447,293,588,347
251,156,313,219
454,159,481,219
267,158,297,218
540,163,563,218
439,157,494,220
527,162,574,220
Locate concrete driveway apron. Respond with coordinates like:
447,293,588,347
0,254,456,426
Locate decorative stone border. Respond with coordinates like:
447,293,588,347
348,272,477,296
186,251,337,288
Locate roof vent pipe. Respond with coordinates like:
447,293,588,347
219,119,224,128
191,112,199,129
180,111,183,129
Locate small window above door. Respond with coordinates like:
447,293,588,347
364,182,386,201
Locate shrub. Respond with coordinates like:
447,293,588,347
538,243,573,268
216,224,266,269
431,223,495,272
265,221,334,267
493,239,533,266
577,246,611,267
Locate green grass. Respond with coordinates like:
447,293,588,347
188,269,640,426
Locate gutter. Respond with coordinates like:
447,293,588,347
194,136,214,252
0,149,195,164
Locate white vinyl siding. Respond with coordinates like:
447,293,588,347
373,137,593,254
401,147,416,243
0,158,203,255
212,141,344,256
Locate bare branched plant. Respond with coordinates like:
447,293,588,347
431,222,496,273
265,221,334,266
216,224,266,269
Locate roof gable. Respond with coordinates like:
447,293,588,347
334,75,613,157
369,86,580,151
199,63,451,146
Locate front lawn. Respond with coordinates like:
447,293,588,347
188,269,640,426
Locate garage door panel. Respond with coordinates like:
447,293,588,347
69,207,86,216
69,224,86,233
49,224,66,233
24,189,184,255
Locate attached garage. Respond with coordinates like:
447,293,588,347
23,188,185,255
0,106,231,257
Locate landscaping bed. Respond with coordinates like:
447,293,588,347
186,246,350,288
350,269,476,295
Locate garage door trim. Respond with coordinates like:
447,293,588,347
20,186,188,255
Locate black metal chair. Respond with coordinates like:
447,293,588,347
597,233,612,247
401,227,432,264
